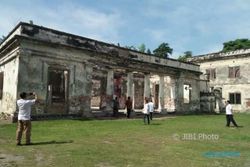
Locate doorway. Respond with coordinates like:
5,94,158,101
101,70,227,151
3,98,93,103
46,68,69,114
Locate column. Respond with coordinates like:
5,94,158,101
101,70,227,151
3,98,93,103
81,64,93,117
158,75,166,113
175,72,184,113
106,69,114,112
127,72,133,98
144,74,150,100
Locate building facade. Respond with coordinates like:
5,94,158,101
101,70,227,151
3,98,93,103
0,22,201,119
190,49,250,113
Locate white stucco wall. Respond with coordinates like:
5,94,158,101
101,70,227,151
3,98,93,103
198,56,250,112
0,57,19,114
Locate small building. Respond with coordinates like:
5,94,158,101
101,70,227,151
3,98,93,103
0,22,201,120
190,49,250,113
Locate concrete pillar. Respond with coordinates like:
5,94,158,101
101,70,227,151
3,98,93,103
159,75,166,113
144,74,151,100
81,64,93,117
105,69,114,112
175,73,184,113
127,72,133,98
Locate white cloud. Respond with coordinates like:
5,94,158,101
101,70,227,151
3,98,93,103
0,1,124,44
1,0,250,56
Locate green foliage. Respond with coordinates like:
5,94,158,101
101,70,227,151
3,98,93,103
0,35,5,43
146,48,151,54
177,51,193,62
153,42,173,58
222,38,250,52
137,43,146,53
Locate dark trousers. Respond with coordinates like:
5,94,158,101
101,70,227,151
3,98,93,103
113,108,118,117
16,120,31,144
127,109,132,118
150,112,153,120
144,114,150,124
226,115,238,127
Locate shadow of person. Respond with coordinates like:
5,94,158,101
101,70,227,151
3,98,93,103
149,123,161,126
27,140,73,146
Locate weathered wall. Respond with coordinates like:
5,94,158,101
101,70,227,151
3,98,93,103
200,92,215,113
17,41,93,116
0,56,19,114
180,73,200,113
199,56,250,112
0,22,202,117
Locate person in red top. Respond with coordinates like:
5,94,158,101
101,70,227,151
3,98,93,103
125,96,133,118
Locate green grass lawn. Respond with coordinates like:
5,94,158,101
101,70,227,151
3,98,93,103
0,114,250,167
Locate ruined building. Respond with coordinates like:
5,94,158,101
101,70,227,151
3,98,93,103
190,49,250,113
0,22,201,120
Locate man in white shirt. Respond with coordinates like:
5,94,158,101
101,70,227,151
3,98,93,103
225,100,238,127
148,99,154,120
16,92,37,146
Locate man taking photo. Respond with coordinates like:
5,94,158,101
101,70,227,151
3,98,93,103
16,92,37,146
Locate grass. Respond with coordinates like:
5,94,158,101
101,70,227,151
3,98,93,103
0,114,250,167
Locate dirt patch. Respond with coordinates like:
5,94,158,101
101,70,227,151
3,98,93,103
34,152,54,166
0,153,24,167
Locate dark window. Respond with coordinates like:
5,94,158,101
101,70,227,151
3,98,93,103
229,93,241,104
0,72,3,99
205,69,210,80
211,68,216,80
228,66,240,78
205,68,216,80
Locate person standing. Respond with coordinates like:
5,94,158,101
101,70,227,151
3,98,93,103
225,100,238,127
148,98,154,120
113,97,119,117
16,92,37,146
125,96,133,118
143,98,150,125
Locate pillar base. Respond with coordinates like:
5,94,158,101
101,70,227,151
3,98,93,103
159,109,168,115
82,111,94,118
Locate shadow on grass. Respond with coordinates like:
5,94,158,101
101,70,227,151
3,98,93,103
28,140,73,146
150,123,162,126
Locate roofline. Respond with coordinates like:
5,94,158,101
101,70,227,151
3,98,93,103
0,22,23,45
1,21,199,67
193,49,250,59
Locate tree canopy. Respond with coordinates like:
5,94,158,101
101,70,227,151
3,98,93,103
222,39,250,52
153,42,173,58
146,49,151,54
138,43,146,53
177,51,192,62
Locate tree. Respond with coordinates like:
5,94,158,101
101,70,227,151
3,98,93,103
153,42,173,58
0,35,6,43
177,51,193,62
222,39,250,52
146,49,151,54
138,43,146,53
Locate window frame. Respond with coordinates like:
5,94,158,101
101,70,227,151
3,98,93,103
229,92,241,104
205,68,216,80
228,66,240,78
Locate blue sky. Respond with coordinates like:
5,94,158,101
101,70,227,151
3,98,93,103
1,0,250,58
